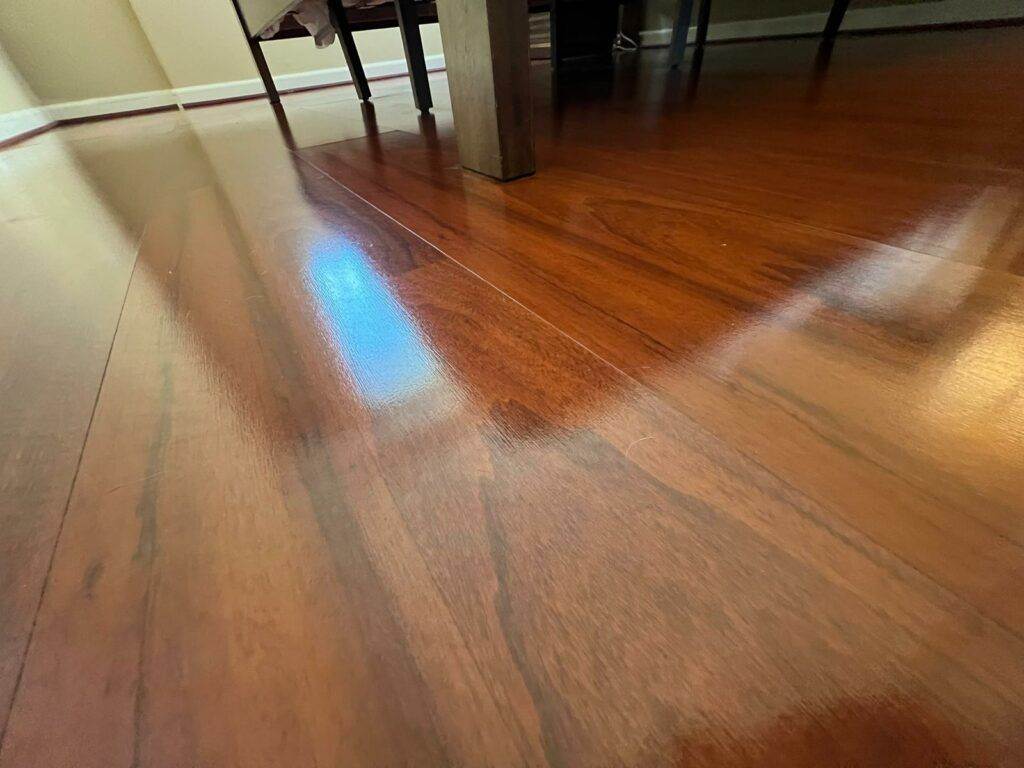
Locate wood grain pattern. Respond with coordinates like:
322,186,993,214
300,26,1024,637
0,128,201,738
2,25,1024,768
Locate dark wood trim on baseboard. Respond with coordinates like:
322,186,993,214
0,104,178,151
56,103,179,127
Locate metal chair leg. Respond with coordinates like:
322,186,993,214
249,39,281,104
328,0,371,101
695,0,712,50
229,0,281,103
393,0,433,112
668,0,695,69
824,0,851,39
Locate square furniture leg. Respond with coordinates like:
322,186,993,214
436,0,535,180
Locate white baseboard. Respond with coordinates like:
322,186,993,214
45,89,179,122
639,0,1022,47
14,52,444,129
174,53,445,106
0,106,54,145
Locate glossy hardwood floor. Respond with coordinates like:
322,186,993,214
2,25,1023,768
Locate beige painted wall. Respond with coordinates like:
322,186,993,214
0,0,169,105
128,0,441,91
0,0,438,104
0,45,38,116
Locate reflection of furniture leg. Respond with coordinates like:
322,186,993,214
271,103,297,148
824,0,850,38
229,0,281,103
394,0,433,112
436,0,534,181
668,0,695,68
328,0,371,101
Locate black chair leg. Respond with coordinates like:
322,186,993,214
668,0,695,69
824,0,850,38
695,0,712,50
328,0,371,101
229,0,281,103
249,39,282,104
393,0,432,112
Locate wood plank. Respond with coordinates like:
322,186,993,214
1,91,1022,766
294,26,1024,651
3,25,1024,768
307,132,1024,629
435,0,535,180
0,128,194,737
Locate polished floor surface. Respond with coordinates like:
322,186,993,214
1,25,1023,768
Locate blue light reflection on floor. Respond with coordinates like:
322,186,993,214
305,239,438,407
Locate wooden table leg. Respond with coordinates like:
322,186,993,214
435,0,535,181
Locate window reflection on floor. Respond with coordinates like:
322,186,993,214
304,238,440,409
